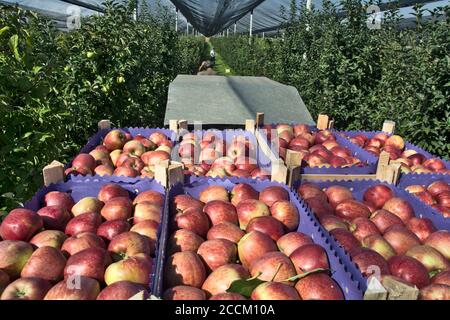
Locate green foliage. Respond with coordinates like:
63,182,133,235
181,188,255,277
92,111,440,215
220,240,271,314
0,2,206,211
212,1,450,159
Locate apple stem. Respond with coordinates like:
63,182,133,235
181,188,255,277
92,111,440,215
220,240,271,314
270,263,283,282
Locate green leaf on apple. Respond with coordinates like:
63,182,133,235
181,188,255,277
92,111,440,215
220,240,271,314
226,272,265,298
283,268,330,283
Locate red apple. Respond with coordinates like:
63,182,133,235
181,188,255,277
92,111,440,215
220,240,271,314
289,244,329,275
432,270,450,286
329,228,361,253
382,197,415,224
108,231,150,261
174,208,210,237
206,222,245,244
209,292,246,300
149,132,168,146
252,281,300,300
361,234,396,260
305,197,334,218
237,231,277,268
141,150,170,166
130,220,159,255
277,232,313,256
436,191,450,207
203,200,238,226
21,246,66,282
97,220,131,242
363,185,394,209
425,231,450,259
61,232,106,256
104,130,127,151
250,168,271,180
325,185,353,208
199,185,229,203
270,200,299,231
197,239,237,272
297,183,327,201
0,209,43,241
97,281,147,300
384,225,421,255
250,252,296,284
419,284,450,300
406,217,436,243
406,245,450,273
335,200,371,221
295,273,344,300
167,229,205,255
202,264,249,296
37,206,71,231
259,186,289,207
415,191,437,206
370,209,404,233
95,164,114,176
349,217,380,242
44,191,74,211
114,166,138,177
236,199,270,230
104,254,152,286
318,215,349,232
72,153,96,172
100,197,133,221
123,140,146,157
231,183,259,207
385,135,405,150
134,202,161,224
164,251,206,288
314,130,335,144
423,158,446,172
133,190,164,207
246,216,285,241
64,247,111,282
427,180,450,197
1,278,51,300
350,247,390,277
163,286,206,300
30,230,67,249
65,212,102,236
0,240,33,278
388,255,430,289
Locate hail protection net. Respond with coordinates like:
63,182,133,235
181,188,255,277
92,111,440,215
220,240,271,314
0,0,446,34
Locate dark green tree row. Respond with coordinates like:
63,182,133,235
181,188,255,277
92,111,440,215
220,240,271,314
0,1,207,212
212,0,449,160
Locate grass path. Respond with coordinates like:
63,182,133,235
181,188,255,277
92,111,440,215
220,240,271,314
208,42,236,76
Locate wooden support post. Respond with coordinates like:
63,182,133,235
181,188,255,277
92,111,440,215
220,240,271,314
271,160,288,184
43,161,65,186
286,149,303,168
98,120,111,130
328,120,335,129
316,114,330,130
169,120,178,133
154,161,170,188
245,119,256,133
256,112,265,128
168,161,184,187
287,166,301,187
382,120,396,134
178,120,188,133
382,276,419,300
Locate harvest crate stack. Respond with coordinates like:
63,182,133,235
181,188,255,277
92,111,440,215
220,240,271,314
0,114,449,302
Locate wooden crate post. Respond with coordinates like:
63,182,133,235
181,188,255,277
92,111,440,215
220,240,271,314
382,120,396,134
169,120,178,133
168,161,184,187
245,119,256,133
256,112,265,128
154,160,170,188
316,114,330,130
98,120,111,130
178,120,188,132
382,276,419,300
364,277,388,300
43,161,65,186
271,159,288,184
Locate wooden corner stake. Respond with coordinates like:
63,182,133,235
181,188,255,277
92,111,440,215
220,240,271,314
43,161,65,186
286,149,303,168
245,119,256,133
256,112,265,128
317,114,329,130
169,120,178,133
168,162,184,187
382,120,396,134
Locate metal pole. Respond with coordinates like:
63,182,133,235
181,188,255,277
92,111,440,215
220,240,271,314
306,0,312,11
234,23,237,34
175,8,178,32
186,24,189,35
249,11,253,38
263,32,265,39
227,28,229,37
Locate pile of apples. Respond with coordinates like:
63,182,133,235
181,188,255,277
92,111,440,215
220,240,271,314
65,129,173,178
177,132,270,179
163,183,346,300
298,183,450,300
405,180,450,218
346,132,449,174
0,183,165,300
263,124,364,168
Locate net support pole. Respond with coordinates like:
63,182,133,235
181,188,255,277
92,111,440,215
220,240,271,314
186,23,189,35
234,23,237,34
249,11,253,38
227,28,229,37
175,8,178,32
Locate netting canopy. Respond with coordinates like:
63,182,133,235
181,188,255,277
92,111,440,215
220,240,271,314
0,0,447,35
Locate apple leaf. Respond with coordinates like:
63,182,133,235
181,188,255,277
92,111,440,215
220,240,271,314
283,268,330,283
226,272,265,298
